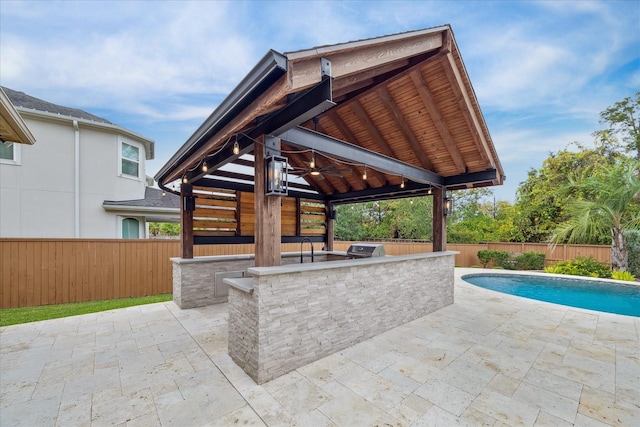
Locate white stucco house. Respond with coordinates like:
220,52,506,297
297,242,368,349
0,87,179,238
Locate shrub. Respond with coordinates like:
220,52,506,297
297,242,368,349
493,251,511,269
515,251,546,270
477,250,493,268
477,250,545,270
545,255,611,278
611,270,636,282
477,250,510,268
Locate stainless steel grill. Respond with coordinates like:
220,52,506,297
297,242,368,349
346,243,385,259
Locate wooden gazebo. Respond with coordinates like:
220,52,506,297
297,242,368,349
155,25,503,266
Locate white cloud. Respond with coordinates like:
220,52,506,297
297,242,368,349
1,1,257,118
461,1,638,118
492,127,595,163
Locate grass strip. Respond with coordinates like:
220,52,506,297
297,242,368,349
0,294,173,327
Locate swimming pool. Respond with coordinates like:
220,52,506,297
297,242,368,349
462,273,640,317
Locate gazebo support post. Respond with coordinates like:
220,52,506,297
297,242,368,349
432,187,446,252
180,183,194,259
325,203,334,251
254,135,282,267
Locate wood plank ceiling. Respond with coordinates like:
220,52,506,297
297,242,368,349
155,25,504,204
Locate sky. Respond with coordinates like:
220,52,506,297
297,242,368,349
1,0,638,202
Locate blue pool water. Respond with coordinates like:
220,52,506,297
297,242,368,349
462,273,640,317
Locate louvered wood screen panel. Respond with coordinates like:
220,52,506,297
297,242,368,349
300,199,327,236
189,188,324,238
192,186,238,237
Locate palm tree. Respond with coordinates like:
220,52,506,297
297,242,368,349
550,159,640,271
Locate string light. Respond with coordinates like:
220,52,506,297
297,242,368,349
233,135,240,155
174,131,431,192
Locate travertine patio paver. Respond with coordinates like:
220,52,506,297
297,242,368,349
1,268,638,426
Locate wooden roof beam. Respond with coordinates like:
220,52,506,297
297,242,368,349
409,70,466,173
376,86,435,171
326,111,384,189
440,53,494,167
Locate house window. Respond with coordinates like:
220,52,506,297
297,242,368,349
121,142,140,178
0,142,20,165
122,218,140,239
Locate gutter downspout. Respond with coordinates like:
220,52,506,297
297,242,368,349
73,120,80,238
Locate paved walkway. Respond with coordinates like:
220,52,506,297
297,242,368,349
1,269,638,426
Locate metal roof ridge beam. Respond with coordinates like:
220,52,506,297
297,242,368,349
280,126,443,186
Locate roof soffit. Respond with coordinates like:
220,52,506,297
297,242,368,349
0,88,36,145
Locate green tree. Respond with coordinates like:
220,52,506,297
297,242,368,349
334,189,512,243
550,159,640,271
514,142,621,242
387,197,433,240
334,204,367,240
594,92,640,160
149,222,180,237
493,201,524,242
446,188,507,243
362,201,395,238
160,222,180,236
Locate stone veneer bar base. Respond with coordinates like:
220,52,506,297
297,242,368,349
227,251,457,384
171,252,344,309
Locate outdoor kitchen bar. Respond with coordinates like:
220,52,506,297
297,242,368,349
155,26,503,384
226,251,456,383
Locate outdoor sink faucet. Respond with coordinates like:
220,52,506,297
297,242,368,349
300,237,314,263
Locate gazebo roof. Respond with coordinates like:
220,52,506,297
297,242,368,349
155,25,503,204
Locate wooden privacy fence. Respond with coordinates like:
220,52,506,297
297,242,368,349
1,239,610,309
0,239,315,309
334,241,610,268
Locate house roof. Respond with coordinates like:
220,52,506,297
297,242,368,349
2,86,112,124
1,86,156,160
155,25,504,204
103,186,180,213
0,87,36,145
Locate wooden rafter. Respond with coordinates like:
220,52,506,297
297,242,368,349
409,69,466,173
376,86,435,171
325,111,383,189
349,100,399,159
